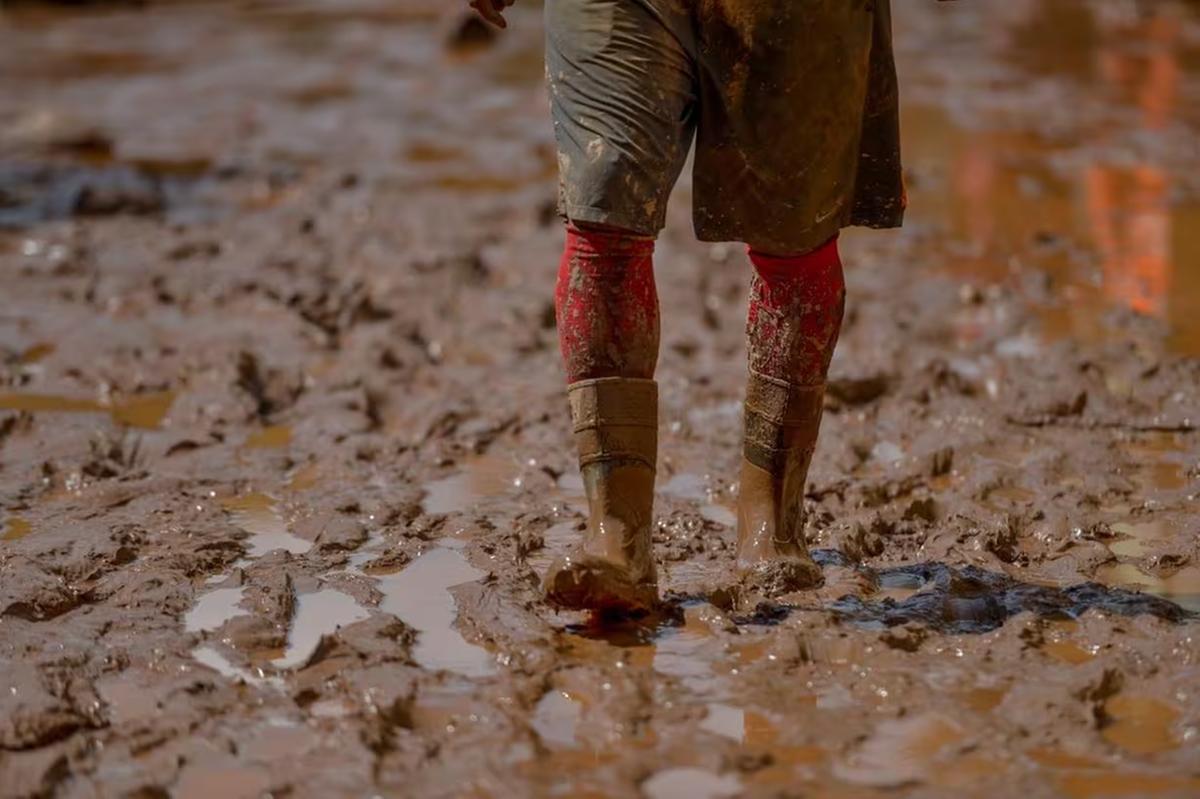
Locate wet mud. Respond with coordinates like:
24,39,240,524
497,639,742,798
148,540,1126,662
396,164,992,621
1,1,1199,797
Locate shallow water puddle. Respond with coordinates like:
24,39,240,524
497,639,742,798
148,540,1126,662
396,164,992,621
652,608,729,690
700,703,745,742
904,85,1200,355
1041,620,1098,665
1121,433,1195,493
1098,562,1200,614
221,493,311,557
191,645,283,690
373,545,494,677
286,461,321,491
559,606,735,693
960,685,1008,713
642,767,741,799
531,689,582,749
834,712,965,788
421,454,524,515
874,569,928,603
243,424,292,450
1101,694,1181,755
0,390,175,428
1106,518,1181,559
274,588,369,669
661,472,711,502
1057,771,1200,799
184,586,247,633
702,705,823,784
1,515,33,542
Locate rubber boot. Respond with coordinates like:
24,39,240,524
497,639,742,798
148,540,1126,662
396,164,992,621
544,377,658,613
735,370,825,593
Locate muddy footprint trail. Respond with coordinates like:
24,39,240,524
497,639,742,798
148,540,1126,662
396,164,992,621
1,1,1199,797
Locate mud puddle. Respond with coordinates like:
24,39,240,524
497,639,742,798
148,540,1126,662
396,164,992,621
0,389,175,428
421,453,531,516
274,588,369,669
184,586,247,633
642,768,742,799
1,514,34,542
221,493,311,558
902,3,1200,356
1098,563,1200,614
372,544,495,677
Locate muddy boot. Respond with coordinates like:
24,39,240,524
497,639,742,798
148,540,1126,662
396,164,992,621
544,377,658,613
735,371,824,594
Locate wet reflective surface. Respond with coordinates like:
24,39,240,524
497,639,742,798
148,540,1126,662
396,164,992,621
184,586,246,633
1,514,33,542
373,545,495,677
901,0,1200,355
221,493,312,557
273,588,369,669
0,390,175,428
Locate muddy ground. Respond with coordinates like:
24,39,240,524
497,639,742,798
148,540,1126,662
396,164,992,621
1,1,1199,797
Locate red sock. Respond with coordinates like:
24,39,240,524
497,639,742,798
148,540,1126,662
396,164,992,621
746,236,846,385
556,225,659,383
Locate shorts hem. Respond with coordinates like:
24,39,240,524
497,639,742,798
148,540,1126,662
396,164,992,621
694,212,904,253
559,203,663,238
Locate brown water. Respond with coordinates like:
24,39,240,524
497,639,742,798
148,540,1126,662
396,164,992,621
221,493,312,557
0,390,175,428
1,515,33,542
901,2,1200,356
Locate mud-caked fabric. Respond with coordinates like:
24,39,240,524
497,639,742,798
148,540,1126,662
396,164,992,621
742,237,845,471
555,224,660,382
545,0,904,254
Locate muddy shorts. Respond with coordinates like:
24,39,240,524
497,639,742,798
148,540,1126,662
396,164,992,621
545,0,905,254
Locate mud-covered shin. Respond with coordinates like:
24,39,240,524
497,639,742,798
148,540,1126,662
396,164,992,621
544,377,659,613
736,371,825,591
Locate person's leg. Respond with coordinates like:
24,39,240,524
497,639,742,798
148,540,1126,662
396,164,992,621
547,222,660,611
543,0,696,612
736,235,845,592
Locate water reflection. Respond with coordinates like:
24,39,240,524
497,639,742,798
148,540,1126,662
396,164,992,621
904,0,1200,354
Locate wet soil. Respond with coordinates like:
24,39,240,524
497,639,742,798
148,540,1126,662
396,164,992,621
2,1,1199,797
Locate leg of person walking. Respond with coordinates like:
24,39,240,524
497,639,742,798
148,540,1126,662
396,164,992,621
541,0,696,612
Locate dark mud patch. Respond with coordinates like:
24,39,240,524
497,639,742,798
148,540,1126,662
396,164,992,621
0,160,218,228
827,561,1196,634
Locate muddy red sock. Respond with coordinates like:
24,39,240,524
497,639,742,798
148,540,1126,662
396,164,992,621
746,236,846,385
556,224,659,382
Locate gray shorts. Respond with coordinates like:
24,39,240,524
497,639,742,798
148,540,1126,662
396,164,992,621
545,0,904,254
